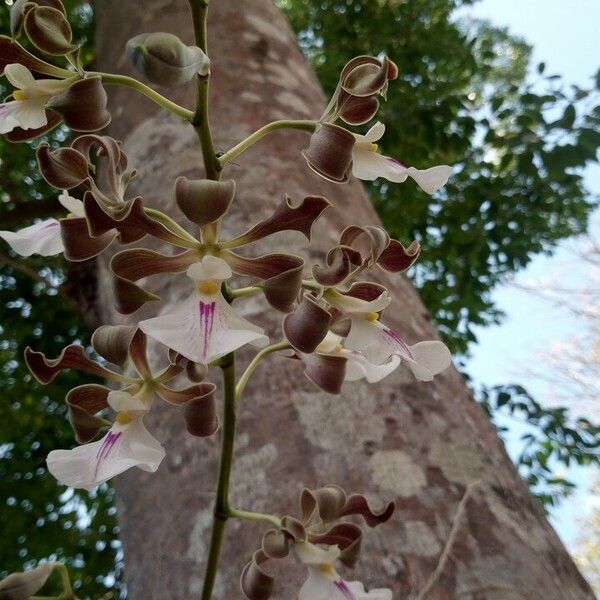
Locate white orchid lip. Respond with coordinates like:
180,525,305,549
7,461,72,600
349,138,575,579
351,121,452,194
139,256,268,364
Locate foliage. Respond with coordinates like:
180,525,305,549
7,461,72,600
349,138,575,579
280,0,600,356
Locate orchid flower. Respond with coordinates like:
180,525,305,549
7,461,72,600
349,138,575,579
316,332,400,383
139,255,268,364
352,122,452,194
296,542,392,600
46,390,165,490
0,64,71,134
0,191,84,257
326,289,451,381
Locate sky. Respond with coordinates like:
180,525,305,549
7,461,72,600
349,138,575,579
459,0,600,551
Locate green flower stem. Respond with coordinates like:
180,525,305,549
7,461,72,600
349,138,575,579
93,72,194,121
218,120,317,167
235,341,291,403
200,353,236,600
228,507,282,528
301,278,323,292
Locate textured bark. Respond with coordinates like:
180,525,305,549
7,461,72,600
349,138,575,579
94,1,593,598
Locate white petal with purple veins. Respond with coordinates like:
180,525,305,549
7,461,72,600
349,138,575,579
46,418,165,490
0,218,63,256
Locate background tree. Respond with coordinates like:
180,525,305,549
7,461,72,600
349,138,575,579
0,0,598,596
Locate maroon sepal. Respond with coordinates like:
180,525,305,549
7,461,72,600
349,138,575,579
312,245,362,286
240,550,273,600
339,494,395,528
378,239,421,272
60,216,117,262
283,294,332,353
66,384,110,443
309,522,363,568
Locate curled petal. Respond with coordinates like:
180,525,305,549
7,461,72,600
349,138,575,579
262,529,290,559
127,329,151,379
180,383,219,437
111,248,197,283
91,324,137,367
60,216,117,261
66,384,110,443
227,195,330,247
260,258,304,313
337,91,379,126
0,35,72,77
303,353,347,395
309,522,363,568
340,494,395,528
175,177,235,226
11,0,66,36
301,485,347,524
312,245,362,286
283,294,332,353
302,123,355,184
280,515,306,542
340,55,394,97
377,239,420,273
0,561,58,600
23,5,75,56
240,550,274,600
36,142,89,189
339,224,389,264
225,250,303,280
0,218,62,256
114,277,160,315
25,344,124,384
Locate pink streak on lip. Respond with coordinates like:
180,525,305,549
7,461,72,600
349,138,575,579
386,156,407,169
94,430,122,478
199,301,216,361
334,579,356,600
382,326,414,358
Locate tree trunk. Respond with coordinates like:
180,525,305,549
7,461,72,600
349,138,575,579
94,1,593,598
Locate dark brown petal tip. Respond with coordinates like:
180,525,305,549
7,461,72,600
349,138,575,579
377,239,421,272
301,485,348,524
337,91,380,126
60,217,117,262
280,516,306,542
261,258,304,313
0,561,58,600
66,384,110,443
339,224,390,264
302,123,355,184
303,353,347,395
37,143,89,189
46,77,111,133
91,325,137,367
228,195,331,247
0,34,71,77
24,345,121,384
175,177,236,226
309,522,363,568
340,494,396,528
312,245,362,287
262,529,289,559
240,551,274,600
283,294,332,353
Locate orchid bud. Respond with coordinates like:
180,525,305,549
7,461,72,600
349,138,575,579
10,0,65,37
36,142,89,189
126,32,210,87
23,5,75,55
46,77,111,132
175,177,235,225
301,123,355,183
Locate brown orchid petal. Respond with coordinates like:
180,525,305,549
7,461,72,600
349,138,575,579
240,551,274,600
301,485,347,524
262,529,289,559
175,177,236,226
0,35,71,77
91,325,137,367
280,516,306,542
25,344,124,384
340,225,390,264
225,251,303,280
339,55,383,85
128,329,151,378
301,123,355,184
303,353,347,394
114,277,160,315
82,193,143,244
10,0,66,36
23,5,75,56
60,216,117,262
37,142,89,189
183,361,206,382
46,77,111,132
309,523,363,569
336,91,380,126
180,383,219,437
111,248,197,283
66,384,110,443
342,281,388,303
5,110,62,143
227,195,330,247
339,494,395,528
0,561,58,600
261,258,304,313
341,56,393,98
378,239,421,272
312,245,362,286
283,294,332,353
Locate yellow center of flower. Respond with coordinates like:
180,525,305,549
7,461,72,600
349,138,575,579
334,343,344,352
116,412,133,425
365,311,380,321
198,281,220,295
369,142,379,152
13,90,28,101
318,564,335,574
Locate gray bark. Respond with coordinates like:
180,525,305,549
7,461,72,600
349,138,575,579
94,1,593,598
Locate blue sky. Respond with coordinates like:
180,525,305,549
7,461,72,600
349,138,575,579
459,0,600,549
